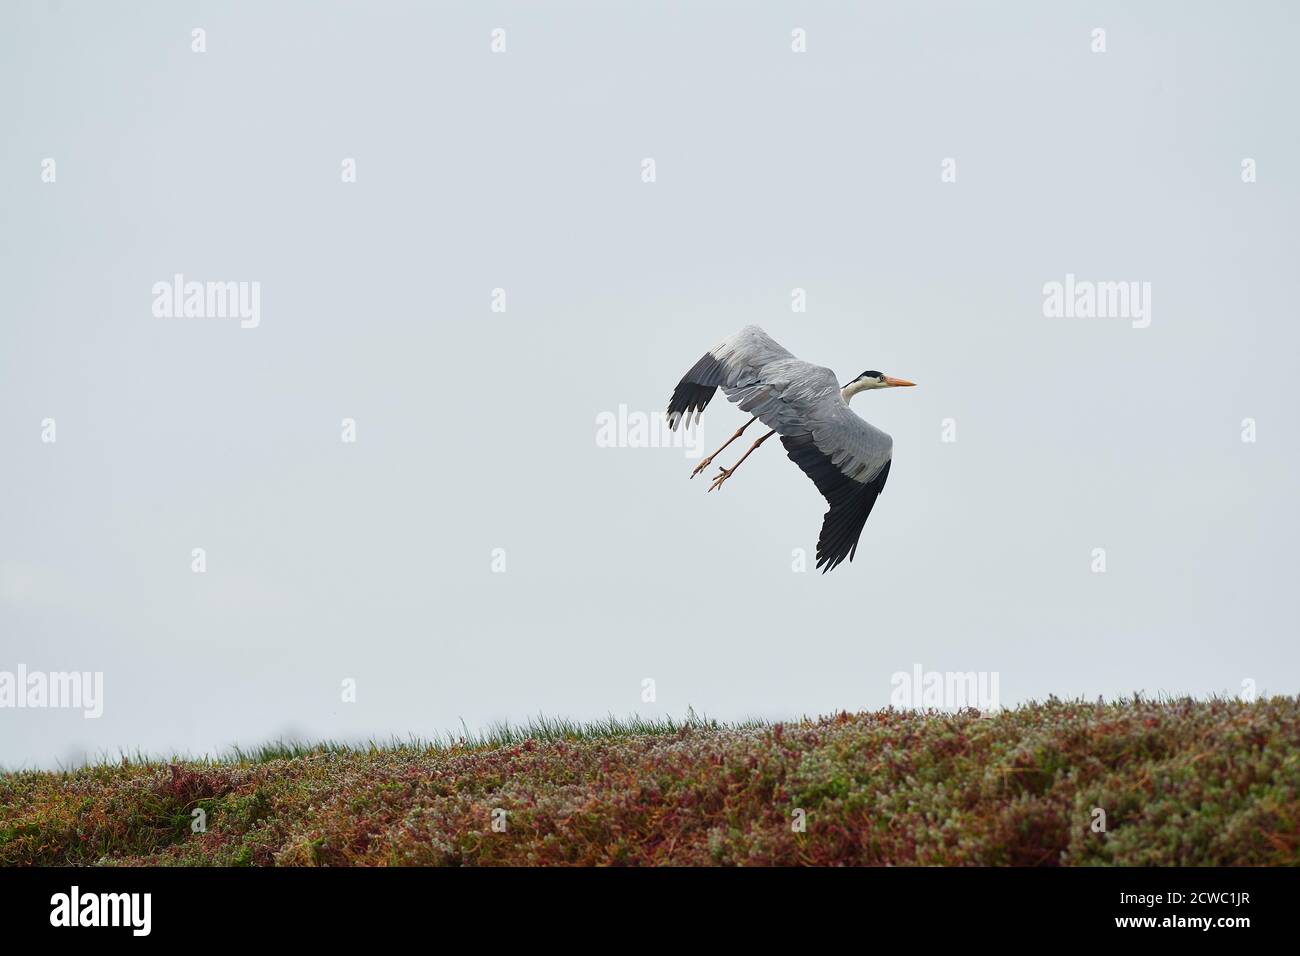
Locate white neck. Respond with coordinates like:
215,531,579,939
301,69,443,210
841,379,874,402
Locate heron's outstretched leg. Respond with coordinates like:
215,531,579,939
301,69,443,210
708,428,776,492
691,415,758,478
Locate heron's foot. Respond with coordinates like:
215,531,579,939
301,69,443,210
707,467,734,493
690,456,714,478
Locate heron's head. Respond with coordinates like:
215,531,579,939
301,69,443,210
841,370,916,401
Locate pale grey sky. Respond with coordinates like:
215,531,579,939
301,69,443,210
2,1,1297,768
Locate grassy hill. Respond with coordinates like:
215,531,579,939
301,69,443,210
3,697,1298,866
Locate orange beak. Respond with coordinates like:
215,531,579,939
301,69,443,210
883,376,916,387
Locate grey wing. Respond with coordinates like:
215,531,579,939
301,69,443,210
783,422,892,573
665,325,793,430
729,364,895,573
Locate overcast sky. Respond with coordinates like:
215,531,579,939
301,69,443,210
3,1,1297,769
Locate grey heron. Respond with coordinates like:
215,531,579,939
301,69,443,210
666,325,915,573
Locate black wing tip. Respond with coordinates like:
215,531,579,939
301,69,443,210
785,445,890,574
665,381,716,432
817,550,855,574
665,351,725,431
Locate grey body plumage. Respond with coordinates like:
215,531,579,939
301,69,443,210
667,325,913,573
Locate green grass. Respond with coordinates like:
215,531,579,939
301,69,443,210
213,710,759,766
3,697,1298,866
28,709,754,770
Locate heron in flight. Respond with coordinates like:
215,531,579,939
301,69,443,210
666,325,915,573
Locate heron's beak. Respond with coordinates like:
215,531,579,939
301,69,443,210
883,376,916,387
